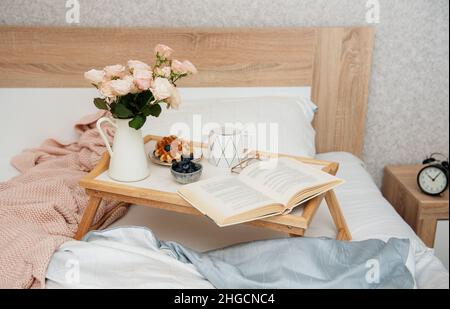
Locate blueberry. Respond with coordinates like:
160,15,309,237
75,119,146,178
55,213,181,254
172,161,182,173
182,163,190,171
164,145,171,152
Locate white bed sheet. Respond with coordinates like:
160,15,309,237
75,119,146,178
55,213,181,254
45,231,215,289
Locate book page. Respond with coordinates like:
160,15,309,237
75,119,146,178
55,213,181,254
179,176,278,219
239,157,339,205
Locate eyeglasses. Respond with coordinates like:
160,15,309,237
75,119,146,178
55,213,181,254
230,151,267,174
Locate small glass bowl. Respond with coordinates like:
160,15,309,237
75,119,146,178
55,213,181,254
170,163,203,184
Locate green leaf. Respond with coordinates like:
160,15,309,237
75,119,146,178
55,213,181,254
141,103,161,117
140,105,152,117
136,90,154,108
114,103,134,119
129,114,146,130
109,101,117,113
93,98,108,110
118,94,135,108
145,103,162,117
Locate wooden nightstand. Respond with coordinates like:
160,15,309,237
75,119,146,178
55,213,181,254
382,165,449,247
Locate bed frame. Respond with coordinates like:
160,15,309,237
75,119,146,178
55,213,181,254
0,26,374,157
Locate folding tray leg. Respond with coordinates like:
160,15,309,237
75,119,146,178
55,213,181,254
74,194,102,240
325,189,352,241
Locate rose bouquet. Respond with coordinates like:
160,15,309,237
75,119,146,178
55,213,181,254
84,44,197,130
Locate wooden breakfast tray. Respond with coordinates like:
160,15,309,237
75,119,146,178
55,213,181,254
75,135,352,241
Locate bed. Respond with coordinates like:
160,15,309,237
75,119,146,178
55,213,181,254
43,150,448,289
0,26,448,289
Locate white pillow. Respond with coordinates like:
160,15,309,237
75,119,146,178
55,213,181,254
143,96,317,158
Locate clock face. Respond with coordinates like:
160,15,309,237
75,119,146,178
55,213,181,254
418,166,448,195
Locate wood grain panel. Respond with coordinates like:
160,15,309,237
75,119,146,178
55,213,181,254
311,27,374,156
0,26,315,87
0,26,374,156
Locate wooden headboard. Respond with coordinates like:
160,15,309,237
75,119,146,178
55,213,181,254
0,26,374,157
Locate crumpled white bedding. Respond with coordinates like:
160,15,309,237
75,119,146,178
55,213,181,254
45,152,449,289
312,152,449,289
46,231,214,289
47,226,417,289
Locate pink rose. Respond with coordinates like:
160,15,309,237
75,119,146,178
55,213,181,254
99,81,115,98
123,74,140,94
182,60,198,74
110,78,133,96
171,60,187,74
151,77,173,100
154,44,174,59
127,60,150,73
135,79,152,91
133,70,153,90
104,64,126,78
133,69,152,80
155,66,171,78
84,69,105,85
167,87,181,109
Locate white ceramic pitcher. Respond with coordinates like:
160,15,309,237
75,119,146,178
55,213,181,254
97,117,149,182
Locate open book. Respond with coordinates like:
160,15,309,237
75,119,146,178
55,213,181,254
178,157,344,227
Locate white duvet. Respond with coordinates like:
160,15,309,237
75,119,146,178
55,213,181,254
46,233,214,289
46,152,449,289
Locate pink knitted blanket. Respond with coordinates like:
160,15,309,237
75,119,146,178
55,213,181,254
0,111,127,288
